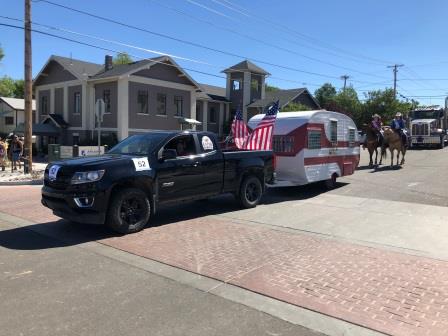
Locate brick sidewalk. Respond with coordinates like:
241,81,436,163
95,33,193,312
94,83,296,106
2,186,448,335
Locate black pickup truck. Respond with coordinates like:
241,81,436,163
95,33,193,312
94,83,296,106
42,131,274,234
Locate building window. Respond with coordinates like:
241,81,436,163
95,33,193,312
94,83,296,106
308,130,321,149
196,103,202,121
348,128,356,147
74,92,81,114
251,79,259,92
41,95,48,115
232,80,241,91
4,116,14,125
209,107,217,123
330,120,337,144
174,96,183,117
273,136,295,153
103,90,111,114
137,90,149,114
156,93,166,115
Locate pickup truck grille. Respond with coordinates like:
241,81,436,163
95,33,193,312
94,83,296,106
44,168,72,190
412,124,429,136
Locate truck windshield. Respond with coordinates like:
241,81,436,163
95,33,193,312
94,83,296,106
410,110,441,119
108,134,168,156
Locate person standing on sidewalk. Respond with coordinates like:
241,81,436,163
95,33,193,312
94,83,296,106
0,137,7,171
9,135,23,171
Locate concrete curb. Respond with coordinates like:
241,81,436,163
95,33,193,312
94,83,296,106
0,179,43,186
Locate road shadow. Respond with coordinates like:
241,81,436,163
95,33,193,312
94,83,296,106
370,165,403,173
0,220,117,251
0,182,349,250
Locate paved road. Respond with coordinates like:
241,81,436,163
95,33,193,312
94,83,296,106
2,147,448,336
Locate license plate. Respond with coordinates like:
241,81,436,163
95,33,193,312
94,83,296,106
48,165,61,181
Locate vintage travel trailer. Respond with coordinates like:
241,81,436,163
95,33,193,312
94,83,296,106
248,110,360,188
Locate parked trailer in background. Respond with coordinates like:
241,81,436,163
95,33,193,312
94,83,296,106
408,106,447,149
248,110,360,189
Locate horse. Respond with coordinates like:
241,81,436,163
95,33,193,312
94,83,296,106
380,127,406,167
362,123,381,167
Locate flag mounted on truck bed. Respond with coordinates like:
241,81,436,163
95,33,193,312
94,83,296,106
244,100,279,150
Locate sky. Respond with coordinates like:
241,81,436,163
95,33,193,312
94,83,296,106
1,0,448,106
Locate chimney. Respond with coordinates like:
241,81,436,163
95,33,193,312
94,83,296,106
105,55,113,71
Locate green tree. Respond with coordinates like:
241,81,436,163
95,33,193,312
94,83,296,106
13,79,24,98
0,76,15,97
265,84,280,92
330,87,362,120
362,88,416,125
281,102,311,112
0,45,4,62
314,83,337,108
113,52,133,65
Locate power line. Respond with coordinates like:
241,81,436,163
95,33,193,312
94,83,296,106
31,0,347,81
204,0,394,66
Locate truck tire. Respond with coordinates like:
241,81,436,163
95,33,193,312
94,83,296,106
324,173,338,190
106,188,151,234
439,137,444,149
238,175,263,208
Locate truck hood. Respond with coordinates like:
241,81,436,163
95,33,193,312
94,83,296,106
53,154,138,168
411,119,437,124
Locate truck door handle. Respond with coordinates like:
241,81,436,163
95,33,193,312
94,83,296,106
162,182,174,187
193,162,201,167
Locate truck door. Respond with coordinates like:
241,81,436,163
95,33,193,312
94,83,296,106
157,134,206,203
196,133,225,196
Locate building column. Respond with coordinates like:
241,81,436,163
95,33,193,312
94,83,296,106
50,87,55,114
63,85,68,122
81,82,87,130
117,78,129,140
35,89,40,122
88,84,95,134
243,71,251,122
190,90,197,130
261,75,266,99
219,102,224,136
202,100,208,132
225,74,231,100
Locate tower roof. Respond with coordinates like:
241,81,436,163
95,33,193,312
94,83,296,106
222,60,270,76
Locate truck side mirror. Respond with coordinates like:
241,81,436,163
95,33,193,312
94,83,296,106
161,149,177,161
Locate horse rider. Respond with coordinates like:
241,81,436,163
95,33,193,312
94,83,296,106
390,112,408,147
363,114,384,149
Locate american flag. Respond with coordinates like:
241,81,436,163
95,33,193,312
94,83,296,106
244,100,279,150
231,106,250,149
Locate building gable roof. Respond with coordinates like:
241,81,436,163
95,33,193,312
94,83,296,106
197,83,229,102
247,88,320,109
222,60,270,76
34,55,102,84
0,97,36,111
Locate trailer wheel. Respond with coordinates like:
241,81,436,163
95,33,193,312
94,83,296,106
238,175,263,208
324,173,338,190
107,188,151,234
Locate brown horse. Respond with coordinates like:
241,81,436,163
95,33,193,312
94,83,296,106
380,127,406,167
362,123,381,167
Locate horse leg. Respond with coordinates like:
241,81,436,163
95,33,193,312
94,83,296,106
374,148,378,165
390,149,394,167
396,150,400,166
368,148,373,168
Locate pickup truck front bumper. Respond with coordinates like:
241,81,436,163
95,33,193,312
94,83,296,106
41,185,109,224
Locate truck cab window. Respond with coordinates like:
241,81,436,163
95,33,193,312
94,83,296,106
164,135,197,157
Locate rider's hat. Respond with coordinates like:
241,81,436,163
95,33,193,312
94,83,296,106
372,114,380,119
395,112,402,117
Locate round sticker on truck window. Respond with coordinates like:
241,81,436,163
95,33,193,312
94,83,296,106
132,158,151,171
201,136,214,151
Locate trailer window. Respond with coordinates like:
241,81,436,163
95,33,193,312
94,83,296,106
348,128,356,147
308,131,321,149
273,136,294,153
330,120,338,144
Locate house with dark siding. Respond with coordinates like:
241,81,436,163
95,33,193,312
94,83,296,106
32,55,319,148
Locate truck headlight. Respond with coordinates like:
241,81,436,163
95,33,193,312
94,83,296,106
71,170,105,184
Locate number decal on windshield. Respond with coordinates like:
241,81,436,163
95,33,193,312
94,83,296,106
132,158,151,171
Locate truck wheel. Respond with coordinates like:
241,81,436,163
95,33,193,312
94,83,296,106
107,188,151,234
439,138,444,149
238,176,263,208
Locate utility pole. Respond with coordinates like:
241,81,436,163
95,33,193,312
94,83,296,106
24,0,33,173
387,64,404,99
340,75,350,91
